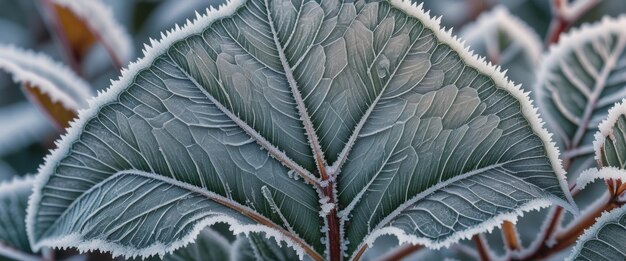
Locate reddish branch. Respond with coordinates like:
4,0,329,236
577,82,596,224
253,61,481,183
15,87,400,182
501,221,522,251
545,0,601,45
472,234,492,261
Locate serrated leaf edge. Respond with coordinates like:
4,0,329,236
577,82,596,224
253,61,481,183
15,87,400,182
576,167,626,191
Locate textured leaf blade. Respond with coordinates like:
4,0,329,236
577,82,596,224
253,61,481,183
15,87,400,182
536,16,626,177
460,6,542,91
0,177,38,261
568,204,626,261
0,45,93,128
338,0,574,257
27,0,575,260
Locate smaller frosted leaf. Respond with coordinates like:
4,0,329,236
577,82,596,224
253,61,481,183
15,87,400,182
594,99,626,168
0,45,93,128
163,228,231,261
232,233,301,261
45,0,133,67
576,167,626,190
0,102,54,156
568,204,626,261
536,15,626,177
0,176,39,261
460,6,542,91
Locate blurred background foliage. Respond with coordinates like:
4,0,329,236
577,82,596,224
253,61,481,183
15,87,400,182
0,0,625,260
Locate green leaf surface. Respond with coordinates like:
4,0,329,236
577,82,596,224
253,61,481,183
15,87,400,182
27,0,575,260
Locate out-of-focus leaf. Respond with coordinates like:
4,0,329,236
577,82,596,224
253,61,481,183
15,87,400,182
569,98,626,261
0,102,54,156
0,176,39,261
461,6,542,91
27,1,575,260
44,0,133,68
536,16,626,178
0,45,93,128
231,233,301,261
568,204,626,260
576,99,626,189
0,161,15,183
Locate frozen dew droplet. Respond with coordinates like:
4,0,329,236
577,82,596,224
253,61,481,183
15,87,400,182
376,54,390,78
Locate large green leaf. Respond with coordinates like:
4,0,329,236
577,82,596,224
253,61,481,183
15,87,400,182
0,176,39,261
535,16,626,178
27,0,575,260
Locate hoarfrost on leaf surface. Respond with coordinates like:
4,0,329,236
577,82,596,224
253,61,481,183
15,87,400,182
27,0,575,260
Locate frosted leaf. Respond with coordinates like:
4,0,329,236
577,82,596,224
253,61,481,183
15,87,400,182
28,0,575,260
46,0,133,67
0,45,93,128
568,204,626,261
0,176,39,260
595,99,626,168
536,16,626,178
